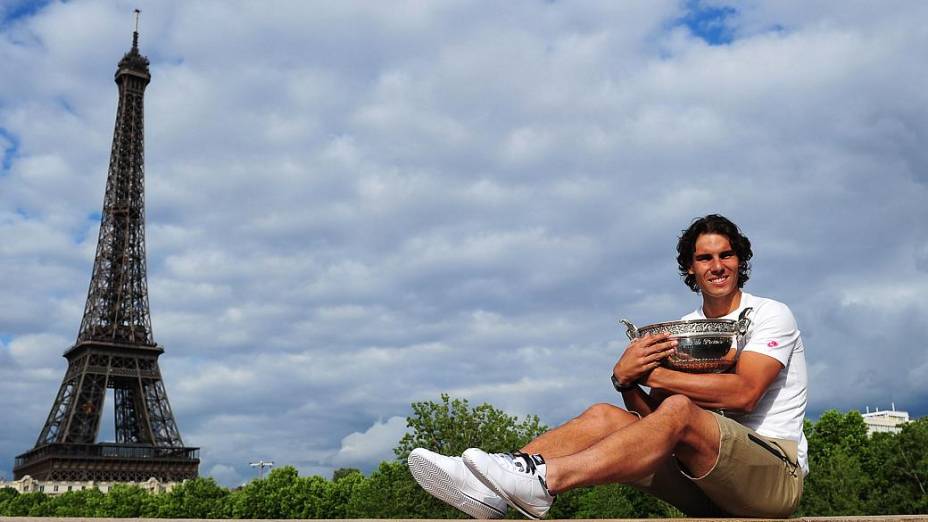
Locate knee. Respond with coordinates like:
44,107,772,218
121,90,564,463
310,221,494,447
578,403,634,429
656,394,697,420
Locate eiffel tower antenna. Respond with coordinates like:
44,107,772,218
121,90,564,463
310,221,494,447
14,16,199,482
133,9,141,50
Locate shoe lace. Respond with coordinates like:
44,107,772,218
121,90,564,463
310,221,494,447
510,451,540,474
510,451,554,498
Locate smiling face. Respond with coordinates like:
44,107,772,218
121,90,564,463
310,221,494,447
688,233,742,315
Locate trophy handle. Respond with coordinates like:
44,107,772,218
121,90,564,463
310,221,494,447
620,319,638,340
736,307,753,336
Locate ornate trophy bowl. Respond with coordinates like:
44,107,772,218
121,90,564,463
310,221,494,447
621,308,752,373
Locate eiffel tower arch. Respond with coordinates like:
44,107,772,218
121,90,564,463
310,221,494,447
14,19,199,482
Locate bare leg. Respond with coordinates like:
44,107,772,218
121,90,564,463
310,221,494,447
543,394,720,494
521,403,640,458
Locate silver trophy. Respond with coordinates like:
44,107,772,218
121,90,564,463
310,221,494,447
620,308,753,373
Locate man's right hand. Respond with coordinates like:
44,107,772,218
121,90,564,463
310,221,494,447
613,333,677,386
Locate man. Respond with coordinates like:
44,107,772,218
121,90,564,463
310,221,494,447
409,214,808,518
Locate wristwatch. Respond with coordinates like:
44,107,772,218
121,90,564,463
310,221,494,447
611,374,636,392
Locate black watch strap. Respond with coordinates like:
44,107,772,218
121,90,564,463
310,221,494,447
611,374,636,392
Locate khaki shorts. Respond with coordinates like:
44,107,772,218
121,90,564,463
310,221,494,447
631,412,803,518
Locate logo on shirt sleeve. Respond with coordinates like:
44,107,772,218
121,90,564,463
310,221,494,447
767,340,779,348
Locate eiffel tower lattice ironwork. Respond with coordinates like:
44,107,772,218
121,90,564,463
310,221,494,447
14,21,199,482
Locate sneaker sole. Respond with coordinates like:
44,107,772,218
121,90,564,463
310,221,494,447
408,451,506,519
462,452,546,520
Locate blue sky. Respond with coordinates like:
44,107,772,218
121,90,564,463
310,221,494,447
0,128,18,171
1,1,49,25
1,0,927,486
679,1,737,45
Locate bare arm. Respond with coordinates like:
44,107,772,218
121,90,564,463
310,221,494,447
618,385,664,417
641,351,783,413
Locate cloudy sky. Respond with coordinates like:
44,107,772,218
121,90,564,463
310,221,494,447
1,0,926,486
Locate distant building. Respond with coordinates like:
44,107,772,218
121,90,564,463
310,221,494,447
862,404,910,435
0,475,176,496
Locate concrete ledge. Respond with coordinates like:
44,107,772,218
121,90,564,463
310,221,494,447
0,515,928,522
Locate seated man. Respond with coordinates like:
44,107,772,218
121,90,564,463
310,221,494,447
409,214,808,519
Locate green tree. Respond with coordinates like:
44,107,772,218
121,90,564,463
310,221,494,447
1,491,49,516
892,418,928,512
546,487,585,519
152,477,229,518
797,409,871,516
285,474,334,518
346,460,448,518
140,491,170,518
572,484,636,518
226,465,341,519
395,393,548,461
328,469,365,518
797,446,869,516
0,487,18,515
806,409,869,460
332,467,361,482
863,418,928,514
46,488,105,517
229,466,300,518
572,483,682,519
96,484,147,517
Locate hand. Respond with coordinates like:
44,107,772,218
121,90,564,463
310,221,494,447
613,333,677,386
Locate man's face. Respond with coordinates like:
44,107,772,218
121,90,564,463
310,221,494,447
688,233,740,299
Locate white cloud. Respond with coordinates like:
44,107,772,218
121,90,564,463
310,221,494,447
8,333,68,369
330,416,408,468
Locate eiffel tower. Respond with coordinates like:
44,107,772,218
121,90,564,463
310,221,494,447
13,16,199,482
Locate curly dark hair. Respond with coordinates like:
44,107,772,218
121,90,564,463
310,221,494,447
676,214,753,293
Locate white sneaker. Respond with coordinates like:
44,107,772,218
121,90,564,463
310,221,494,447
408,448,507,519
462,449,555,520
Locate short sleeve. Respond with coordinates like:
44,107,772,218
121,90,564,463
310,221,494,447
742,301,800,368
